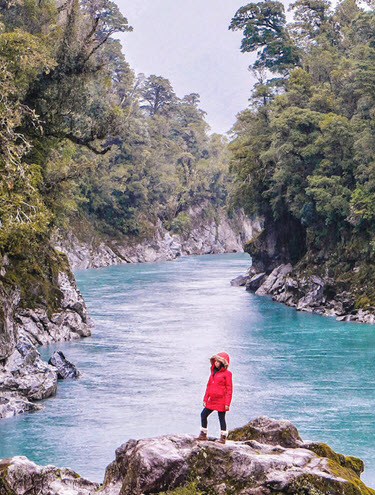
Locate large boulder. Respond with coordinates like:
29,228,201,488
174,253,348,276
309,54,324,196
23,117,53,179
228,415,303,448
0,337,58,417
230,274,249,287
0,392,42,419
0,456,98,495
101,417,374,495
2,337,57,401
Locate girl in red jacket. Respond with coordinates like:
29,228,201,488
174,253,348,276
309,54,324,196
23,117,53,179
196,352,233,444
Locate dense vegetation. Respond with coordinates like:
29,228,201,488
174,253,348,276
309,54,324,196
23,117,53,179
0,0,230,310
229,0,375,306
0,0,230,249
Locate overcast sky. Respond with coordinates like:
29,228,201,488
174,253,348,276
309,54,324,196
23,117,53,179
116,1,257,134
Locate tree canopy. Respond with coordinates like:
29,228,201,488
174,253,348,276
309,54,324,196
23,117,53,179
229,0,375,305
0,0,232,259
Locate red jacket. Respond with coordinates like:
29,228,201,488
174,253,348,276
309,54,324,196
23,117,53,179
203,352,233,412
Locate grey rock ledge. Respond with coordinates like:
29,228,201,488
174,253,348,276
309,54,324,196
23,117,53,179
0,417,372,495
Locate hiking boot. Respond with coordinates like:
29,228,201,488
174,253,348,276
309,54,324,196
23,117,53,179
215,431,228,444
196,429,208,441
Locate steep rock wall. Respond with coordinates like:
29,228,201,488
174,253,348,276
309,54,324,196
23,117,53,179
56,207,261,269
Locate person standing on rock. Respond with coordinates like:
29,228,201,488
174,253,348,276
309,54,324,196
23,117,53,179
196,352,233,444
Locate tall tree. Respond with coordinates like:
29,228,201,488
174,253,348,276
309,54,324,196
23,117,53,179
229,0,301,75
140,75,177,115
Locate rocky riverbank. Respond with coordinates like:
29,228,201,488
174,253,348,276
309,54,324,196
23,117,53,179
56,206,260,269
1,416,373,494
233,226,375,324
0,253,93,418
232,263,375,324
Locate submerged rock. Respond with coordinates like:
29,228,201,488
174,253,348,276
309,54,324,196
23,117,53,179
0,417,373,495
48,351,81,379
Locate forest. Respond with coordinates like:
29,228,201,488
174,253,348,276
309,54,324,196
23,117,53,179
229,0,375,307
0,0,230,309
2,0,375,309
0,0,230,244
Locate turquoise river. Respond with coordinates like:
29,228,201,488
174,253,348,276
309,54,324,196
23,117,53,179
0,253,374,486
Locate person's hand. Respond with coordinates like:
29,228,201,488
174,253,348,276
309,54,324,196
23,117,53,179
203,401,206,407
225,405,230,411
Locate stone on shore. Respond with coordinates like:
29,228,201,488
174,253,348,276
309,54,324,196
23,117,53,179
0,391,43,419
1,337,57,401
0,337,58,417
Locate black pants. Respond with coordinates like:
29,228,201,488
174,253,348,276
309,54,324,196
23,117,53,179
201,407,227,430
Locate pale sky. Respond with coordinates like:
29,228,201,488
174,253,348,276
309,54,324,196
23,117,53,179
116,1,257,134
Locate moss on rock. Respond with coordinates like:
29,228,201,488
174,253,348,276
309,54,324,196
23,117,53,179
0,461,17,495
158,481,206,495
304,443,364,477
1,245,71,318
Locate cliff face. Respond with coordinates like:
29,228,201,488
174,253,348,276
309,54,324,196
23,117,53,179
245,217,306,274
56,207,261,269
0,250,93,418
0,417,373,495
241,219,375,324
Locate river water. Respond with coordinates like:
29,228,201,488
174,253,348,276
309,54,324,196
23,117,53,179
0,253,374,486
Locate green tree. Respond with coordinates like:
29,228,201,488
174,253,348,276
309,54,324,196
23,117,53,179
229,0,301,74
140,75,177,116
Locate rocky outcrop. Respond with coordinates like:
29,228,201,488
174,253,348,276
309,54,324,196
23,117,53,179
0,252,93,418
245,218,306,274
56,207,261,269
101,420,371,495
239,263,375,324
239,216,375,324
1,417,373,495
0,256,20,361
48,350,81,379
0,457,99,495
15,271,93,348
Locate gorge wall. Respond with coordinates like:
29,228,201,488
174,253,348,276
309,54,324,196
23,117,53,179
0,251,93,418
233,223,375,324
56,206,260,269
